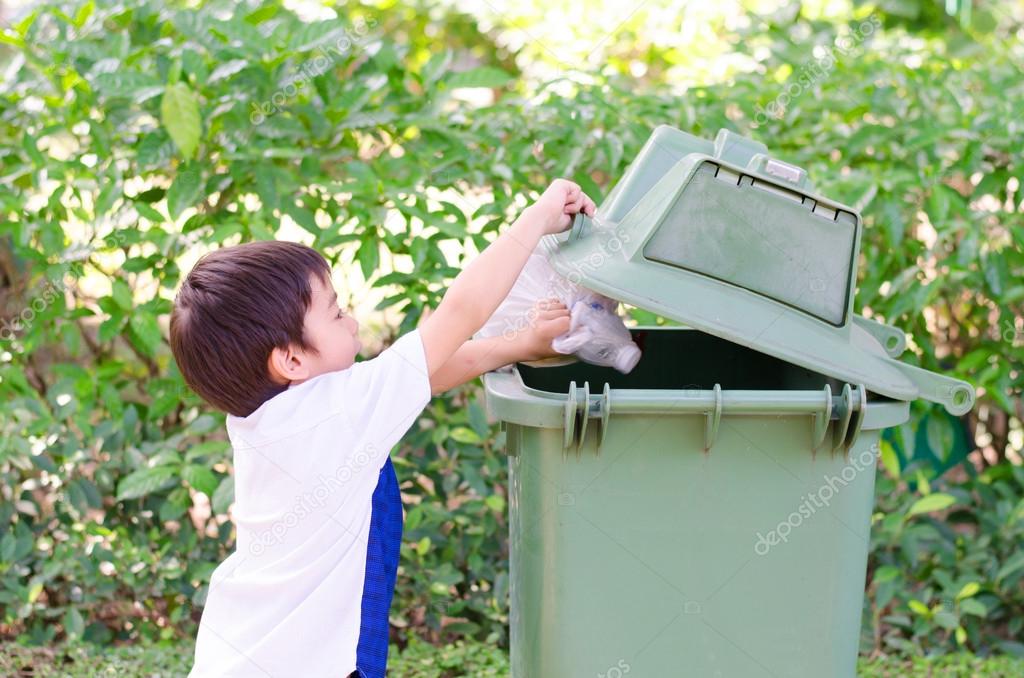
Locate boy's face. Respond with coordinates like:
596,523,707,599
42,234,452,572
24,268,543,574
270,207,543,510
302,273,362,376
268,273,362,387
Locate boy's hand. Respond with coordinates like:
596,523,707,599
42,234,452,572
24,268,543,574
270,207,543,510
525,179,597,236
516,298,571,360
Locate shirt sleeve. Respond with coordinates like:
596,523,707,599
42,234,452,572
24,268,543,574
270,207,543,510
337,328,432,456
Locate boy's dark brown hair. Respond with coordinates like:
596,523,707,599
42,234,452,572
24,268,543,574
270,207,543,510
170,241,331,417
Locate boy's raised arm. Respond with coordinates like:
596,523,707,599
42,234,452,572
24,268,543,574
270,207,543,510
417,179,594,388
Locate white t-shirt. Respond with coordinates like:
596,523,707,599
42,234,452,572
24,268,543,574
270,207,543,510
189,329,432,678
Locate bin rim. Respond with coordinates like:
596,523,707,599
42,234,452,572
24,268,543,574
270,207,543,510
482,326,912,437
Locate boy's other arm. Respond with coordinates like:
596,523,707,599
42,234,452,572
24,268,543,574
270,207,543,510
428,298,570,394
427,336,522,395
418,180,593,391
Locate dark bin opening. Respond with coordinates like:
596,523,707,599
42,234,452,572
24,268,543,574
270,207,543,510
517,327,847,393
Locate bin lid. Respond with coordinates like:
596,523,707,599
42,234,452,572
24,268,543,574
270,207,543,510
541,126,975,415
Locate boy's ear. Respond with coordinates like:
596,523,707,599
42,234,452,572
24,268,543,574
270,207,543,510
267,344,310,384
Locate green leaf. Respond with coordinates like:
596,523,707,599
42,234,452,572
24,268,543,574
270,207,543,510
167,165,203,219
22,133,45,166
484,494,505,512
211,476,234,515
182,465,219,497
421,49,453,86
160,82,201,159
879,440,900,479
160,487,191,521
925,413,955,463
254,166,277,213
955,582,980,600
117,466,178,501
135,203,165,223
282,201,319,234
450,427,482,444
468,400,489,439
873,565,901,583
290,21,350,53
111,279,132,311
995,551,1024,585
128,313,162,356
933,609,960,631
137,133,175,169
95,72,163,99
0,534,16,562
357,238,379,280
98,315,123,343
208,59,249,84
907,599,931,617
959,598,988,617
63,607,85,639
185,440,230,462
907,492,956,517
446,66,514,89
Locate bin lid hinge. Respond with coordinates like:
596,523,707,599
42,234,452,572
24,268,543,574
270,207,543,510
704,384,723,453
563,381,613,456
829,383,868,457
563,380,581,454
811,384,833,455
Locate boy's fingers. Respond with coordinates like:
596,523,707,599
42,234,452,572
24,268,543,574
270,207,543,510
550,316,571,333
542,311,571,324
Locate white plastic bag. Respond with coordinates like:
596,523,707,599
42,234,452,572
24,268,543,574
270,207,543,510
475,247,642,373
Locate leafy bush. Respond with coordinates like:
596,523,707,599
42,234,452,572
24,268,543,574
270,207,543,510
0,0,1021,660
858,652,1024,678
864,460,1024,656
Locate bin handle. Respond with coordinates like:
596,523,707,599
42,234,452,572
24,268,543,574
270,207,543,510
567,212,589,242
852,315,906,358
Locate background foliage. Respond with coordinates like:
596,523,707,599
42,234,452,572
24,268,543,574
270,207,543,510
0,0,1021,663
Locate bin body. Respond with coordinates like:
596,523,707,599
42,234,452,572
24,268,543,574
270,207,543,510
489,328,909,678
487,125,973,677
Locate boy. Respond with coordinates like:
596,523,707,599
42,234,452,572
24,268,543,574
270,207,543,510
170,179,596,677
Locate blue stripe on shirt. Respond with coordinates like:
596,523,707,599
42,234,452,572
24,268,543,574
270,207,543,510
354,457,403,677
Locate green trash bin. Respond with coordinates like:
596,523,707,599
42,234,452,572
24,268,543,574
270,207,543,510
482,125,975,678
